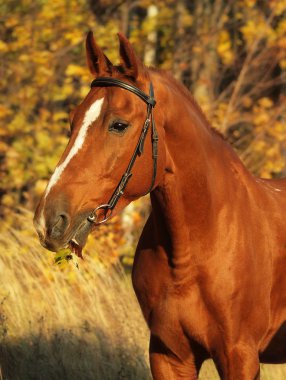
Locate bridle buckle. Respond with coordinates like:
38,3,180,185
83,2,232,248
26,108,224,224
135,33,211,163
88,204,113,224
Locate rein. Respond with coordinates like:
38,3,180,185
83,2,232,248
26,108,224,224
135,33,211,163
87,77,158,225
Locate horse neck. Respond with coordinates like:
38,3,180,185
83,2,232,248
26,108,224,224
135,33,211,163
150,73,252,279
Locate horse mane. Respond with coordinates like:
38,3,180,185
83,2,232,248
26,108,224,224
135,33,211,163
149,67,225,141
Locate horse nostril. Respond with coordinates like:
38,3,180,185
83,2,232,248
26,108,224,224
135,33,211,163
50,213,70,239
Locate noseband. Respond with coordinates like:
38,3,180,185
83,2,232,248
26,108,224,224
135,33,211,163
87,77,158,225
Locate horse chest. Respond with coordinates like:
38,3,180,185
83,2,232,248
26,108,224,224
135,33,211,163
132,246,205,334
132,247,170,320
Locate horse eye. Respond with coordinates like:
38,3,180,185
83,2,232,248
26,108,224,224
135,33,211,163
109,120,129,134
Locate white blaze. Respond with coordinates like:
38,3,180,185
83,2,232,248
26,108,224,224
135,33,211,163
44,97,104,199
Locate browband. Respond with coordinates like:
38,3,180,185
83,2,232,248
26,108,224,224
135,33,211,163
91,77,156,107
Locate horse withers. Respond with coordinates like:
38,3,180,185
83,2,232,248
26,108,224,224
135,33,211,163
34,32,286,379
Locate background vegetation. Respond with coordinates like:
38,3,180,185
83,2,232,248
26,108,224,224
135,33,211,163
0,0,286,378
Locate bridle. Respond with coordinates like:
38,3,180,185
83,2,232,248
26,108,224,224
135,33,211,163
87,77,158,225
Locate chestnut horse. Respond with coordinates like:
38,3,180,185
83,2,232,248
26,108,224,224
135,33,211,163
34,32,286,379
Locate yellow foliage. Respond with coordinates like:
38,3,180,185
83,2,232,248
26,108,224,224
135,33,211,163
242,96,253,109
0,40,8,52
32,51,52,65
34,179,48,195
271,124,286,142
258,97,273,109
217,31,234,65
265,144,280,158
240,20,258,44
253,140,267,152
53,111,68,122
80,85,91,98
253,113,270,126
5,16,18,28
259,170,272,179
240,16,275,47
0,105,12,119
279,59,286,69
1,194,14,207
278,37,286,49
264,157,285,173
242,0,257,8
54,248,79,270
270,0,286,15
277,19,286,36
66,64,87,77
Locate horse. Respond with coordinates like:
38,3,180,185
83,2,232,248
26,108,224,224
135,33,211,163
34,32,286,379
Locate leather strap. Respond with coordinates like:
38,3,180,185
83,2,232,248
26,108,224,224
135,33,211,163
91,77,156,107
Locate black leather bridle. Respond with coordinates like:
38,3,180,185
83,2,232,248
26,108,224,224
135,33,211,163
87,77,158,225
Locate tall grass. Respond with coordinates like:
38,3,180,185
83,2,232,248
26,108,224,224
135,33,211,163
0,210,150,380
0,210,285,379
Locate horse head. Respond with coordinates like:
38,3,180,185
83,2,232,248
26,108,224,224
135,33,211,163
34,32,165,257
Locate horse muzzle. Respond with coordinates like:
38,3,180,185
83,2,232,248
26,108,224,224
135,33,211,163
34,206,93,257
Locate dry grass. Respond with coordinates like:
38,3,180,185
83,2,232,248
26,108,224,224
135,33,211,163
0,210,150,380
0,210,285,379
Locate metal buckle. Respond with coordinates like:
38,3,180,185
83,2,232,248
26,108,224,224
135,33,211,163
87,204,113,224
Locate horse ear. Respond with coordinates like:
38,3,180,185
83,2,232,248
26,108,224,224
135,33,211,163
86,31,112,76
117,33,144,80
